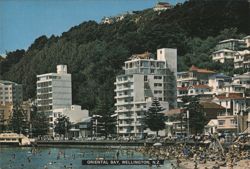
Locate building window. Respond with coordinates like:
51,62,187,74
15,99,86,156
218,120,225,126
144,76,148,82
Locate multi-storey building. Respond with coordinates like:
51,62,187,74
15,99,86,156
243,35,250,48
212,36,250,66
208,73,231,94
212,49,235,63
0,103,13,130
0,80,23,106
114,48,177,137
215,39,247,51
177,65,215,88
212,93,246,116
233,72,250,90
233,50,250,69
36,65,72,132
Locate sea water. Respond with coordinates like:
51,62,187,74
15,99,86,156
0,146,171,169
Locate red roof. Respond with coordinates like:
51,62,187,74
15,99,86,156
177,86,188,91
189,65,215,73
216,93,244,100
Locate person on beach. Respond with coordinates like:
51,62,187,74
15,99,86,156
176,157,181,167
116,150,120,159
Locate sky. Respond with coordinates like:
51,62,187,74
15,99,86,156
0,0,185,55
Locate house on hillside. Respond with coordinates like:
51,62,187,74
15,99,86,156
177,65,216,88
208,73,232,95
153,2,173,11
212,93,246,116
212,49,235,63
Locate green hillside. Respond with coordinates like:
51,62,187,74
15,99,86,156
0,0,249,112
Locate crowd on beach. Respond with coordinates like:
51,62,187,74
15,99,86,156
136,135,250,169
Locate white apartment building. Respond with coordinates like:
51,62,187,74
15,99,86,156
234,50,250,69
208,73,231,94
114,48,177,137
36,65,72,131
177,66,215,88
53,105,89,137
212,49,235,63
233,72,250,89
0,80,23,105
243,36,250,48
212,36,250,67
53,105,89,124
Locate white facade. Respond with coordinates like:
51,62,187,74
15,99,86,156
0,80,23,105
233,72,250,89
153,2,172,11
114,48,176,137
36,65,72,131
222,84,245,94
53,105,89,123
187,85,211,96
212,93,246,116
208,74,231,94
243,36,250,48
212,49,235,63
234,50,250,69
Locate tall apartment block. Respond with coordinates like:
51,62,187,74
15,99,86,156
114,48,177,137
36,65,72,132
0,80,23,105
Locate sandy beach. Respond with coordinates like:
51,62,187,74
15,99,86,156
179,159,250,169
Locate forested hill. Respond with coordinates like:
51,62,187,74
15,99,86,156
0,0,249,112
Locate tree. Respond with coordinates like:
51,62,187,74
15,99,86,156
54,115,71,138
144,98,166,136
183,96,205,134
9,104,29,134
30,106,49,137
92,91,116,138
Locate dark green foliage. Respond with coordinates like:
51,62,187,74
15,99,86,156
0,49,25,75
183,96,206,134
92,91,116,138
9,105,29,134
144,98,166,136
30,106,49,137
1,0,250,113
54,115,71,137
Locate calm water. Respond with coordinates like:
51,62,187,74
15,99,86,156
0,146,171,169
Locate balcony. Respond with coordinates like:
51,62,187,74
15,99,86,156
114,79,133,85
118,115,134,120
114,94,134,99
115,109,132,113
177,77,197,82
115,101,133,106
119,123,133,127
114,86,134,92
217,124,237,130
